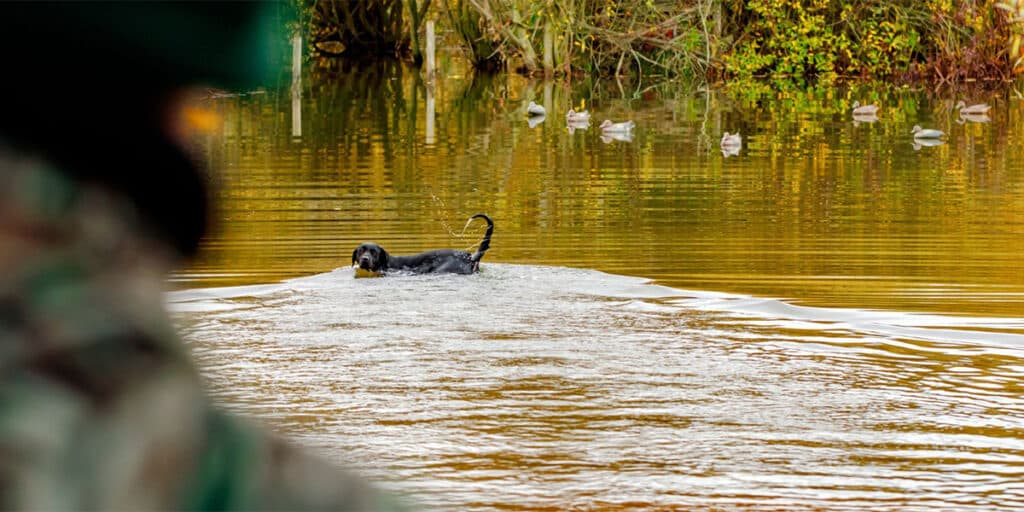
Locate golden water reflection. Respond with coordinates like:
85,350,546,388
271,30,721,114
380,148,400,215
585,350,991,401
182,64,1024,318
173,64,1024,510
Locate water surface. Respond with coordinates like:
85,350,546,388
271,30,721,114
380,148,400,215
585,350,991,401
170,265,1024,510
181,66,1024,317
172,64,1024,509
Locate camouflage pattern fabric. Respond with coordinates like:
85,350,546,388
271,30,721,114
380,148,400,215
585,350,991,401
0,148,409,511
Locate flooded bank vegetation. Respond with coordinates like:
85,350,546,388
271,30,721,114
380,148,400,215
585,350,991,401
295,0,1024,84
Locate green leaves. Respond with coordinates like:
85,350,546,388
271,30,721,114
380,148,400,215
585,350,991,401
722,0,929,79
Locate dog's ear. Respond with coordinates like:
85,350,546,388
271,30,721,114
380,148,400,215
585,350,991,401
351,248,358,266
378,248,388,271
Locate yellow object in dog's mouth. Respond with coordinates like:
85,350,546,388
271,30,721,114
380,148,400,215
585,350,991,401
353,266,381,278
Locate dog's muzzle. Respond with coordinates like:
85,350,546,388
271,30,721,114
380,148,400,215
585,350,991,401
358,257,374,271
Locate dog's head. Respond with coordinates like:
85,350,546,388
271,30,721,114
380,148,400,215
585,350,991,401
352,242,388,272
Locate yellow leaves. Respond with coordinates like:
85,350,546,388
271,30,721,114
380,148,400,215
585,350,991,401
997,0,1024,73
315,40,346,55
927,0,954,15
1013,35,1024,74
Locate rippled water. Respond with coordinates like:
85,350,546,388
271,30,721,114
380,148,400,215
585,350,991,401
180,66,1024,316
171,62,1024,509
170,265,1024,510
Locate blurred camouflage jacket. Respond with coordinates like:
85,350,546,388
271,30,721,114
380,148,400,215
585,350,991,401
0,149,408,510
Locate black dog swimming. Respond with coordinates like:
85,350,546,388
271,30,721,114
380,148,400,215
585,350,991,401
352,214,494,275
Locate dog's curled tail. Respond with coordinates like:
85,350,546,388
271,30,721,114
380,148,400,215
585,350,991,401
468,213,494,263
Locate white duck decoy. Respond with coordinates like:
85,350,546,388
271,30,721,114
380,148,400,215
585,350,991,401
598,134,630,144
955,100,992,115
527,101,546,116
911,125,946,139
852,101,879,116
957,112,991,124
852,112,879,125
566,108,591,122
720,131,742,148
567,122,589,135
566,116,590,134
912,138,946,150
600,131,633,143
599,119,635,133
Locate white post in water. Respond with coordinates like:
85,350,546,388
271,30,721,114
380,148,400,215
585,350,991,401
426,20,436,82
426,84,436,145
425,20,436,144
292,33,302,79
291,34,302,138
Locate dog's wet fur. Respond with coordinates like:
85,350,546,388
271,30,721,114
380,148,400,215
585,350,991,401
352,214,493,275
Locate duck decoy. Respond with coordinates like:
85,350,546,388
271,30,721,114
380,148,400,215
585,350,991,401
566,117,590,134
527,101,546,116
599,119,635,133
957,113,991,124
600,131,633,143
720,131,742,148
911,125,945,139
912,138,946,151
955,100,991,115
721,145,741,157
852,112,879,125
852,101,879,116
566,108,591,122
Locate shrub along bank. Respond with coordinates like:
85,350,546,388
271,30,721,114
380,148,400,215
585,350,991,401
295,0,1024,84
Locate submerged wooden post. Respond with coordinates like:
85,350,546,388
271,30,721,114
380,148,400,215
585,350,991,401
426,20,436,82
291,34,302,138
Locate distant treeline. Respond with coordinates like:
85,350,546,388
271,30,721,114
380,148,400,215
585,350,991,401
294,0,1024,83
